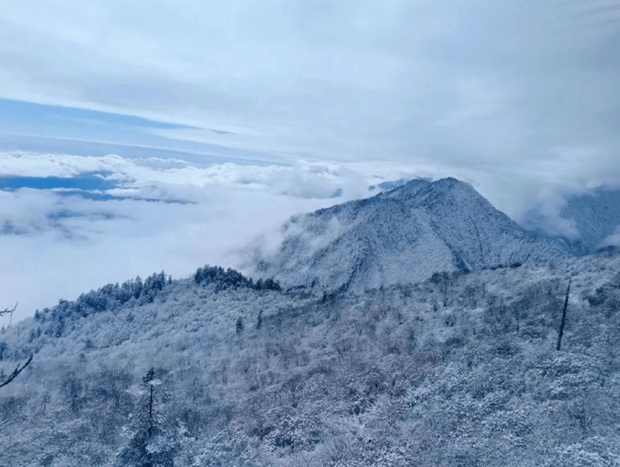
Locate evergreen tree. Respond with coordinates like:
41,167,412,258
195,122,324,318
117,368,180,466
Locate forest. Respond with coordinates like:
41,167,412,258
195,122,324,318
1,252,619,466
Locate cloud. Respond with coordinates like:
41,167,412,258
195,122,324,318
0,152,391,322
517,191,581,240
1,0,620,183
600,226,620,248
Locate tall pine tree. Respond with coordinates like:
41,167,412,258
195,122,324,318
117,368,180,466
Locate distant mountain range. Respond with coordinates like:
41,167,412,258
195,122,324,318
253,177,569,292
523,186,620,254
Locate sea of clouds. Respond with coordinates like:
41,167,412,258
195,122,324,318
2,149,619,324
0,152,410,322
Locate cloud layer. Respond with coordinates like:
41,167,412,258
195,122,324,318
2,1,620,173
1,146,618,323
0,152,393,322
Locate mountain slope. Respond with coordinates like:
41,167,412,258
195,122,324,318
2,253,620,466
523,186,620,254
560,187,620,251
254,177,568,292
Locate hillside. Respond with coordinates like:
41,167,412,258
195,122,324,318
1,253,620,466
253,178,568,292
523,186,620,254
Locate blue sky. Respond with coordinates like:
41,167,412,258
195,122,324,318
0,172,116,191
0,98,277,165
1,0,620,322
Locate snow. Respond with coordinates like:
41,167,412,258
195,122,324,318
253,178,568,293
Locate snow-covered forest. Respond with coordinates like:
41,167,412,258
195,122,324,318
1,250,620,465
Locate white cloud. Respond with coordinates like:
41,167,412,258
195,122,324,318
0,152,133,178
2,0,620,179
0,145,618,323
516,190,581,240
600,226,620,248
0,152,391,322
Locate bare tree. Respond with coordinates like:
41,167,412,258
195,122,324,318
556,278,571,351
0,303,33,388
0,303,17,327
0,354,33,388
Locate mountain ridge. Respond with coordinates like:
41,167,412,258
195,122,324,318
523,185,620,254
254,177,569,292
2,249,620,466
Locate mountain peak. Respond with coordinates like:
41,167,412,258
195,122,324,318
385,177,479,201
254,177,567,292
421,177,480,198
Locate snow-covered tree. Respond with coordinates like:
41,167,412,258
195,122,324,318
117,368,180,467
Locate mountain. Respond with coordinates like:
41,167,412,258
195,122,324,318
253,177,569,293
558,187,620,252
522,186,620,254
5,177,619,466
2,253,620,466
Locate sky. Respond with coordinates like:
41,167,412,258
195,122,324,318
1,0,620,321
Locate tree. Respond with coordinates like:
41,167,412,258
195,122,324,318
556,278,572,351
0,303,33,389
0,354,33,388
0,302,17,327
117,368,180,466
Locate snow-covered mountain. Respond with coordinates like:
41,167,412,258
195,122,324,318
559,187,620,252
3,175,620,466
254,177,569,292
2,252,620,466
